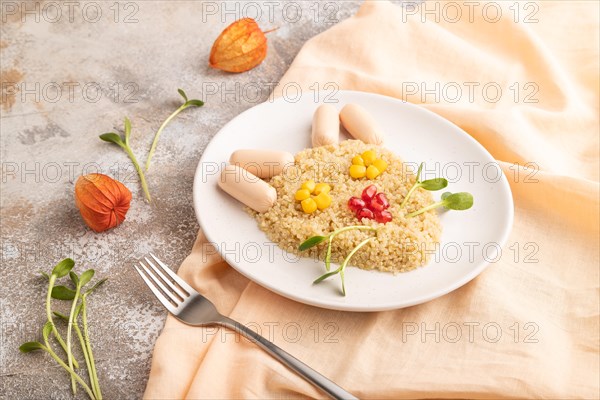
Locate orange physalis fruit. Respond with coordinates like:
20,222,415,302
209,18,270,73
75,173,132,233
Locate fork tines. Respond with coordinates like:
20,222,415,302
134,253,195,312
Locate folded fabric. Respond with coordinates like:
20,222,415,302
145,1,599,398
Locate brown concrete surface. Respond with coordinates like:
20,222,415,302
0,1,366,398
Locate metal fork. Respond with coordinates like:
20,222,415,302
135,254,358,400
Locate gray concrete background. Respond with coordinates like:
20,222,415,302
0,1,366,398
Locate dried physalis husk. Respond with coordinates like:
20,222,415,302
75,173,132,233
209,18,270,73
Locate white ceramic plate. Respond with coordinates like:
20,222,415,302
193,91,513,312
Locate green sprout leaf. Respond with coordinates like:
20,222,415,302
52,259,75,278
420,178,448,191
53,311,69,320
407,191,474,217
443,192,474,210
51,286,77,300
299,235,327,251
69,271,79,286
42,321,53,341
145,88,204,171
178,88,188,102
79,270,95,287
85,277,107,295
313,269,340,284
19,342,45,353
185,99,204,107
99,132,125,147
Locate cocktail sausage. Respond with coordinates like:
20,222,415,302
312,104,339,147
218,165,277,213
340,104,384,145
229,149,294,179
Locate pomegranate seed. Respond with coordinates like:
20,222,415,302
361,185,378,202
374,210,393,224
370,198,385,212
374,193,389,209
348,197,366,212
357,208,374,220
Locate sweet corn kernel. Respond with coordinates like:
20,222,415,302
301,197,318,214
294,189,311,201
349,164,367,179
314,192,332,210
361,150,377,166
373,158,388,173
366,165,381,180
313,183,331,195
301,180,316,192
351,155,365,166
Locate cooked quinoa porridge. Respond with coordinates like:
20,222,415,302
250,140,442,273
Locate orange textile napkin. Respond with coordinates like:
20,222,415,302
145,1,599,399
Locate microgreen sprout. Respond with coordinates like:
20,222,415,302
20,259,106,400
399,162,448,209
100,117,151,202
20,323,96,400
145,88,204,171
54,278,107,400
65,269,95,394
407,191,474,217
44,258,79,369
313,237,374,296
298,225,376,251
299,225,378,295
299,225,377,271
80,278,107,400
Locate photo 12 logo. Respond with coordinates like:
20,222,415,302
1,161,139,185
401,321,540,344
401,1,540,24
1,238,142,265
1,81,139,105
200,1,342,24
1,1,140,24
401,81,539,104
198,320,340,344
199,81,340,104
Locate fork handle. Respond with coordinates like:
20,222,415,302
219,317,358,400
